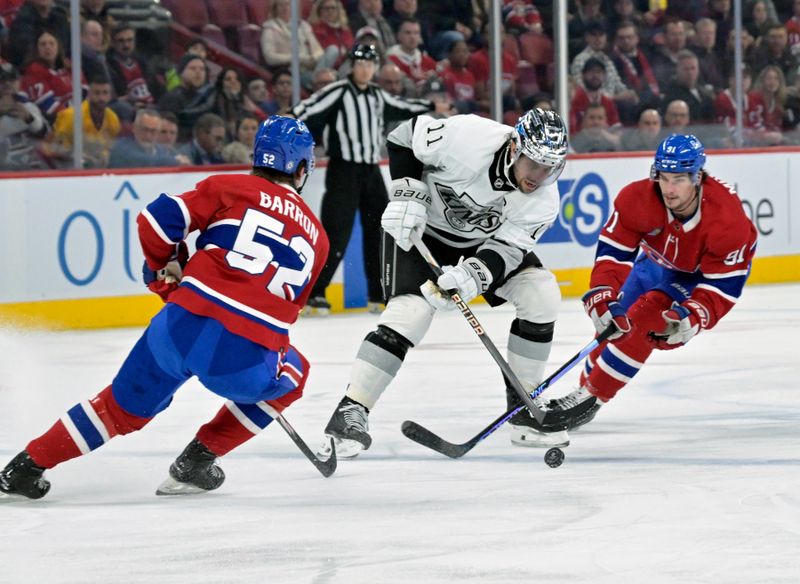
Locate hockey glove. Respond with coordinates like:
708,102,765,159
420,257,493,310
651,299,709,350
142,242,188,302
582,286,631,340
381,177,431,251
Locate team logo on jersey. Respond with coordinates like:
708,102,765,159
434,182,502,233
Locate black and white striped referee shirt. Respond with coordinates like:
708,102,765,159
291,78,434,164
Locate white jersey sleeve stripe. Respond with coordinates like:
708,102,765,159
598,234,638,252
141,208,176,245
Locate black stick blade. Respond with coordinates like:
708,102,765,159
401,420,479,459
310,438,337,477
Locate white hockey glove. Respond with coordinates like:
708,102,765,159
420,257,493,310
651,299,709,350
381,177,431,252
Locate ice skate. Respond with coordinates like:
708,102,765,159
366,301,384,314
543,386,602,431
0,451,51,500
506,387,570,448
301,296,331,317
156,438,225,496
319,396,372,459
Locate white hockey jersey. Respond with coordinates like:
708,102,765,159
387,114,560,275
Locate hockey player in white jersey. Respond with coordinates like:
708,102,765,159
321,109,569,457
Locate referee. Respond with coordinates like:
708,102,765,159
292,43,448,314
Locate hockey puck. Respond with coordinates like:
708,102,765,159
544,447,565,468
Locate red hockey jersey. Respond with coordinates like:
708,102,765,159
591,175,757,330
137,174,329,351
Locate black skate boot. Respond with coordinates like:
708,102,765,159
302,296,331,316
156,438,225,496
0,451,51,500
320,396,371,459
506,386,570,448
542,386,601,431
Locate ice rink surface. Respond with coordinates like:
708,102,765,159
1,284,798,584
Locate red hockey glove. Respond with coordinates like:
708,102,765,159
651,299,709,350
142,242,189,303
581,286,631,340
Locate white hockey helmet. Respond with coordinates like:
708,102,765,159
511,108,568,186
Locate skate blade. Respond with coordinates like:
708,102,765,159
300,306,330,317
155,476,211,496
317,436,364,459
509,426,570,448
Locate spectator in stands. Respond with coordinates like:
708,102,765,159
0,61,47,170
158,53,215,142
521,92,554,111
50,77,120,168
748,24,799,85
704,0,733,53
378,62,405,96
221,112,259,164
723,27,757,80
312,67,338,92
608,0,647,36
349,0,395,51
660,50,716,125
386,0,418,36
80,18,111,84
310,0,354,70
569,57,621,133
386,17,438,96
183,39,221,85
621,108,664,151
157,111,180,155
468,21,519,112
690,18,725,92
108,108,187,167
179,112,226,165
81,0,113,33
417,0,475,60
20,30,84,123
753,64,789,137
662,98,691,134
747,0,780,40
263,68,293,115
211,67,264,139
570,21,638,118
6,0,69,67
246,77,271,112
714,66,781,146
503,0,543,35
439,39,476,113
610,20,660,124
651,19,689,89
567,0,606,58
261,0,324,87
786,0,800,56
570,102,621,152
106,23,156,119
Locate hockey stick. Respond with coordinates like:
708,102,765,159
270,409,337,477
402,325,616,458
410,231,546,423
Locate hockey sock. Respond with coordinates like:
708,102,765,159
506,319,554,392
345,325,413,409
584,291,671,401
196,401,278,456
26,385,151,469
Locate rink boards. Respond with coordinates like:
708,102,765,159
0,148,797,329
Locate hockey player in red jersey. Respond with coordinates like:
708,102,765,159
0,116,329,499
538,134,757,436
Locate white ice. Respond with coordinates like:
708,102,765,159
1,284,798,584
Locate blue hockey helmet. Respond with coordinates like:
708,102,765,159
253,115,315,184
651,134,706,184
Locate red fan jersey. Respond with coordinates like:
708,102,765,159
590,175,757,330
137,174,329,351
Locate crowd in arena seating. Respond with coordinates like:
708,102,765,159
3,0,800,171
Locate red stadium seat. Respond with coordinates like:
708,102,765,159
238,24,264,65
517,32,553,65
503,34,521,63
515,61,540,98
201,24,227,48
162,0,209,31
245,0,272,25
207,0,248,29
